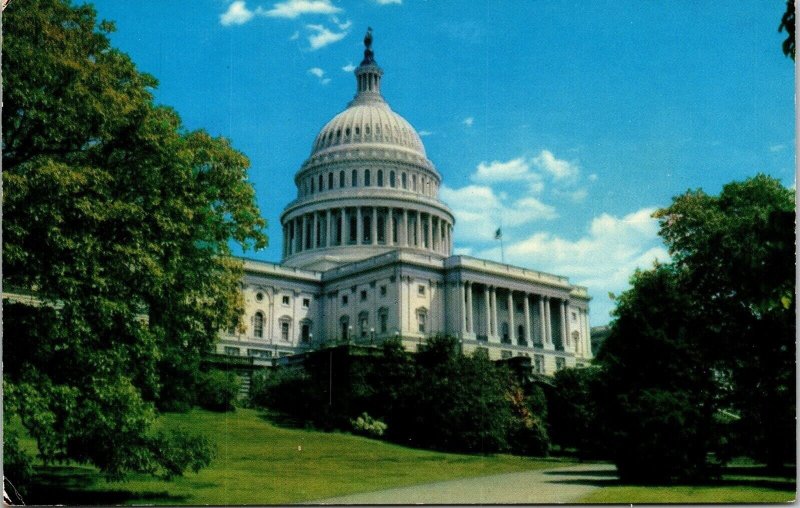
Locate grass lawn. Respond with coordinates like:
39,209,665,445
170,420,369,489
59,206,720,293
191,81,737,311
21,408,576,505
578,465,796,504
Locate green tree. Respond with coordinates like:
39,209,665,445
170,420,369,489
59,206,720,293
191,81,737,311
548,367,604,459
3,0,266,489
779,0,795,60
598,174,794,481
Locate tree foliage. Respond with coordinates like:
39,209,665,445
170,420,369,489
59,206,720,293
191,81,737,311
3,0,266,487
597,175,794,481
779,0,795,60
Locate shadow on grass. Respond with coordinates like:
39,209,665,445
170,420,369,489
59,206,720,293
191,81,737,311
27,465,188,506
543,467,796,493
256,409,319,430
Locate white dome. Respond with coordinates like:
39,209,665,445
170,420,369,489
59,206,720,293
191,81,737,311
311,102,426,157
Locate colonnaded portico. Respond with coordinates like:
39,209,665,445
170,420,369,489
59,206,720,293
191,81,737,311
215,29,592,375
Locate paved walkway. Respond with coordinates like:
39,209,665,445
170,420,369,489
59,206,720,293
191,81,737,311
309,463,617,504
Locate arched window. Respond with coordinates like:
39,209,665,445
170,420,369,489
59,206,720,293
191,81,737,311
340,316,350,341
319,174,324,191
378,307,389,333
254,312,264,338
389,171,396,187
339,170,345,188
310,178,315,194
352,169,358,187
412,174,417,191
402,172,407,189
364,169,371,186
279,316,292,341
416,307,428,334
377,170,384,186
359,311,369,339
328,172,333,190
301,319,313,342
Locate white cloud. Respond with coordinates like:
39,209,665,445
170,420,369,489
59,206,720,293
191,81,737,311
289,30,300,40
418,130,433,137
553,188,588,203
341,62,356,72
473,157,531,183
532,149,579,182
308,67,325,78
454,247,473,256
462,116,474,127
264,0,341,18
770,143,786,152
477,207,669,323
588,173,598,182
321,78,331,85
220,1,255,26
331,16,352,30
306,23,348,50
440,184,557,243
373,0,402,4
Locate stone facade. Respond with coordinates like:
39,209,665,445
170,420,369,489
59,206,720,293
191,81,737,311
216,32,591,374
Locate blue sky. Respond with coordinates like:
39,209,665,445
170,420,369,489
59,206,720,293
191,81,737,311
90,0,795,325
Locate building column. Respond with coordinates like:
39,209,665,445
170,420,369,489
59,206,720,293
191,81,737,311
507,290,515,343
460,283,467,335
540,296,550,347
326,209,332,247
402,209,409,246
483,285,491,339
491,286,498,340
385,209,393,245
415,211,422,247
426,214,433,249
371,207,378,245
466,281,474,334
583,309,592,358
311,212,320,249
523,293,531,345
300,215,308,251
356,207,363,245
560,300,568,349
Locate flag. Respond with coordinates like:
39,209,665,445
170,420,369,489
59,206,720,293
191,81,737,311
495,228,502,240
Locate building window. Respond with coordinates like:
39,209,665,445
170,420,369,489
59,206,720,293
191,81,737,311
360,290,368,301
255,292,264,302
224,346,240,356
377,169,384,186
534,354,544,374
380,285,387,297
282,295,290,306
572,331,580,349
501,322,510,344
401,172,407,189
302,298,310,308
418,285,425,296
319,174,323,191
516,302,524,312
342,295,349,306
389,171,396,187
339,170,345,187
556,357,566,371
352,169,358,187
349,214,357,243
501,350,512,359
365,169,371,186
518,325,526,345
301,320,312,342
328,172,333,189
359,311,369,338
363,215,371,243
340,316,350,341
254,312,264,338
379,308,388,333
412,174,417,191
572,311,577,321
281,321,290,341
248,348,271,359
417,308,427,333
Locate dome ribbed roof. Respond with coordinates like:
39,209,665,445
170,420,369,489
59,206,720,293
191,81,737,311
310,102,426,156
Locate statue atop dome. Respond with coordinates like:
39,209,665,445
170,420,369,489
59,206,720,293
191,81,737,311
361,27,376,66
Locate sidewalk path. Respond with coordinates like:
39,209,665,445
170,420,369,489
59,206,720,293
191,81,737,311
309,463,617,504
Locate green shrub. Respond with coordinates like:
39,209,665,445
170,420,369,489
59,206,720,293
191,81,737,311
350,412,387,438
196,370,239,412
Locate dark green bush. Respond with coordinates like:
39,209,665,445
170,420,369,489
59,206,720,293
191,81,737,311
196,369,239,412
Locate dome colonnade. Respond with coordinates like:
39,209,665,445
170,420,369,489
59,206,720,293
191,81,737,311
280,29,454,270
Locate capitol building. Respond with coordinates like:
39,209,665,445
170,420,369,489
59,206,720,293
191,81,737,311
216,31,592,375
